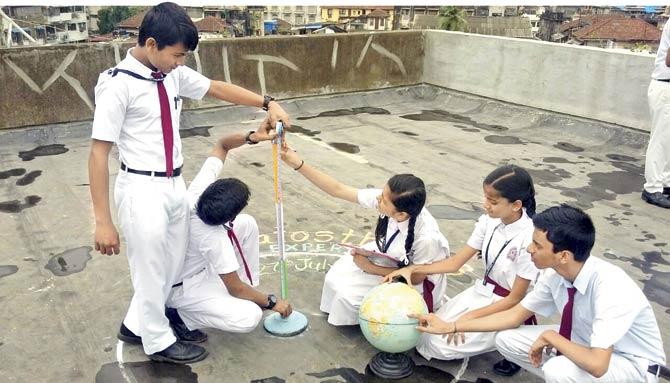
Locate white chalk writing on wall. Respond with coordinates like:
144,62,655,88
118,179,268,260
242,54,301,95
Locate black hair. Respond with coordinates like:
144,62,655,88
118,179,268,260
484,164,536,218
138,2,199,51
374,174,426,260
532,204,595,262
196,178,250,226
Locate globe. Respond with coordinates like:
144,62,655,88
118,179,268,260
359,282,428,353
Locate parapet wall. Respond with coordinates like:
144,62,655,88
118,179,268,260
0,31,423,130
423,30,654,131
0,30,656,131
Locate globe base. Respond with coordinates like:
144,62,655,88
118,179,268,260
366,351,415,380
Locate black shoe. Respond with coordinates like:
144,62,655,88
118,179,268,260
166,307,208,343
493,359,521,377
664,187,670,196
117,323,142,345
148,341,208,364
642,190,670,208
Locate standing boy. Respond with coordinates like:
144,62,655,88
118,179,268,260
412,205,666,382
89,2,290,363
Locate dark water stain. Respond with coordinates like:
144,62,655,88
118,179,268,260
606,153,636,162
622,211,633,216
610,161,644,175
289,124,320,137
181,125,212,138
250,378,285,383
296,217,308,222
655,243,667,247
19,144,69,161
590,157,604,162
621,203,632,208
553,142,584,153
427,204,483,220
0,195,42,213
298,107,390,120
398,131,419,137
645,234,657,240
543,157,576,164
76,183,90,186
527,168,573,183
0,265,18,279
439,152,447,156
588,170,643,195
103,346,112,352
44,246,92,276
484,135,523,145
603,214,623,227
15,170,42,186
607,251,670,307
401,161,409,164
461,128,480,132
453,124,469,129
249,162,264,168
0,168,26,179
96,362,198,383
329,142,360,154
400,109,508,132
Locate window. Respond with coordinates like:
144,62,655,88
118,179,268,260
340,9,347,16
78,22,86,32
68,23,77,31
272,13,278,18
296,15,303,24
308,15,315,22
308,6,317,14
327,9,332,17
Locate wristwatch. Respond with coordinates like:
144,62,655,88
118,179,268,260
245,130,258,145
264,294,277,309
262,95,275,111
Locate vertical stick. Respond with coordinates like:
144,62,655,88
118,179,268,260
273,122,288,299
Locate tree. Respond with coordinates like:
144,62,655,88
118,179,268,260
97,6,143,35
439,6,467,32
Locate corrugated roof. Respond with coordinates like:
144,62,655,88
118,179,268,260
194,16,228,33
573,17,661,42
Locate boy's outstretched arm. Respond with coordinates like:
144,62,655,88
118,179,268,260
210,117,277,162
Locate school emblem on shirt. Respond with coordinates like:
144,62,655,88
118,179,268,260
506,247,518,261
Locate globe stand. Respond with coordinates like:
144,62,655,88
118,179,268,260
367,351,415,380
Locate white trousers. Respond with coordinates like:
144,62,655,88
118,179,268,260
166,214,263,333
115,171,189,355
417,286,501,360
645,80,670,193
495,325,656,383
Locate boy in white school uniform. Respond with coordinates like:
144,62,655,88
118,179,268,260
412,205,666,383
165,117,292,335
88,2,290,364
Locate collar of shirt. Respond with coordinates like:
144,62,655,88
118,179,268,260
493,209,533,239
560,254,596,295
118,48,156,79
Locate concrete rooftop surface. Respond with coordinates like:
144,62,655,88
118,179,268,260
0,84,668,383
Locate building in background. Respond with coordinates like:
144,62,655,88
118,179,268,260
320,6,394,31
264,5,320,27
1,6,88,45
394,5,439,30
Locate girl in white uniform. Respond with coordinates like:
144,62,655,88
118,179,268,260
281,148,450,326
385,165,539,371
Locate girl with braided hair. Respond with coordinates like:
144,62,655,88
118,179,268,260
384,164,540,376
281,148,450,326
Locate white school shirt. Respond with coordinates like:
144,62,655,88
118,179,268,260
521,256,666,366
466,212,539,290
179,157,256,285
91,48,211,171
652,21,670,80
357,189,450,305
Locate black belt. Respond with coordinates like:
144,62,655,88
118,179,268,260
648,364,660,375
655,79,670,82
172,281,183,288
121,163,182,177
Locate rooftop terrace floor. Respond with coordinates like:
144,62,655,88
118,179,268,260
0,84,668,383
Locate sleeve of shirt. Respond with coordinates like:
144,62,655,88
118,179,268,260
589,274,645,349
357,188,382,209
188,157,224,209
91,73,128,142
200,231,240,275
466,214,489,250
177,65,211,100
520,270,558,317
513,232,540,281
411,231,450,265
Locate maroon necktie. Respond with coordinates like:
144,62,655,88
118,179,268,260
151,71,174,177
557,286,577,355
226,223,254,285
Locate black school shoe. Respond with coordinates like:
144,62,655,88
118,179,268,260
117,323,142,345
664,187,670,196
165,307,208,343
149,341,208,364
493,359,521,377
642,190,670,208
